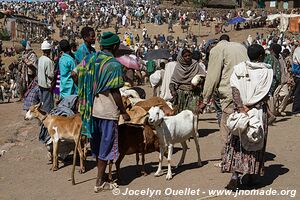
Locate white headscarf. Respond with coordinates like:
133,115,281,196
230,61,273,106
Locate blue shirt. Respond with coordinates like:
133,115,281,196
74,43,96,64
59,53,78,98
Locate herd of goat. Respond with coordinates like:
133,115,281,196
24,86,202,185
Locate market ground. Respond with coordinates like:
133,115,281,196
0,85,299,200
0,20,299,200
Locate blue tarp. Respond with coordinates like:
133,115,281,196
227,16,246,25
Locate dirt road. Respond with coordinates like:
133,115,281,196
0,86,299,200
0,16,298,200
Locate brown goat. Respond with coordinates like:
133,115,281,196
134,96,176,116
24,104,85,185
108,124,160,182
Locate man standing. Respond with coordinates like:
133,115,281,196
264,43,282,121
38,40,54,113
18,41,38,101
22,41,38,87
77,32,130,192
74,26,96,64
59,39,77,99
199,34,249,165
292,45,300,116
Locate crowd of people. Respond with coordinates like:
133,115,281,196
1,0,300,194
1,0,290,42
11,24,298,192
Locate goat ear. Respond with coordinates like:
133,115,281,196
158,109,165,119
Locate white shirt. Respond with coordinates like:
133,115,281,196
38,55,54,88
92,90,120,120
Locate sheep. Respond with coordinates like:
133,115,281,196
148,106,202,180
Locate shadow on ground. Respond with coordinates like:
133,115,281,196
198,129,219,137
249,164,290,189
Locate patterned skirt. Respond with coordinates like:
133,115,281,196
221,107,268,176
174,86,202,114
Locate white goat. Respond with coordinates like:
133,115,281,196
148,106,202,180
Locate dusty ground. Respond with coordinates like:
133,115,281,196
0,85,299,200
0,18,299,200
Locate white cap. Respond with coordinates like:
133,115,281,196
25,41,32,50
41,40,52,50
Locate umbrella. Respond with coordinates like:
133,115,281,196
227,16,246,25
59,2,69,10
167,35,174,41
116,55,140,70
145,49,171,60
115,44,134,57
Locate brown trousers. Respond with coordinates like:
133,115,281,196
220,106,234,156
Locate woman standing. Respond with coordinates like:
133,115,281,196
222,44,273,190
169,49,205,113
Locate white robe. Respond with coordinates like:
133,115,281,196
227,61,273,151
160,61,176,101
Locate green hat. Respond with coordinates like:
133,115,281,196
100,32,120,48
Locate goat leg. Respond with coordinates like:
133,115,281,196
76,135,85,174
141,153,148,176
193,134,202,167
115,154,125,181
154,147,164,177
135,153,140,174
166,144,173,180
71,132,81,185
51,140,59,171
177,141,188,168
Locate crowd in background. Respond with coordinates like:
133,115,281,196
0,0,300,193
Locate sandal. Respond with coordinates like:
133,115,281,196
94,182,119,193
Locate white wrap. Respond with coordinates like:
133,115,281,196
150,70,162,87
227,61,273,151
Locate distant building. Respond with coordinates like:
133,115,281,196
250,0,300,9
206,0,238,9
4,14,48,41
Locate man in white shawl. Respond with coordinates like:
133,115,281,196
160,55,177,101
222,44,273,191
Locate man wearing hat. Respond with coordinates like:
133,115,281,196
77,32,130,192
37,40,54,113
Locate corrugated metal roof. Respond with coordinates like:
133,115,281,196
207,0,238,7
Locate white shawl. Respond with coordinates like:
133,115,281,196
230,61,273,106
227,61,273,151
160,61,176,101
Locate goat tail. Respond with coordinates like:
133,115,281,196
71,128,81,185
